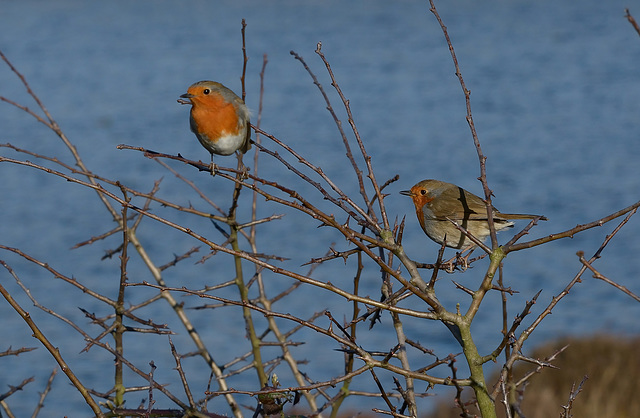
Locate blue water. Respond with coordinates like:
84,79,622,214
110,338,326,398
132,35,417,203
1,0,639,415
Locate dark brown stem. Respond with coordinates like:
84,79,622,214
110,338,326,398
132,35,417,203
625,9,640,37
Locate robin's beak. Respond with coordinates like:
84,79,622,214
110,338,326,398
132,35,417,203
177,93,193,105
400,190,414,197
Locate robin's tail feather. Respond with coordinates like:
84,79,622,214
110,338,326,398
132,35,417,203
499,213,548,221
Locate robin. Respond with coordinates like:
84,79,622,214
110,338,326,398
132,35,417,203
401,179,546,250
178,81,251,172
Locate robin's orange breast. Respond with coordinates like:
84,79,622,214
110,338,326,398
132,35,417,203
190,96,242,140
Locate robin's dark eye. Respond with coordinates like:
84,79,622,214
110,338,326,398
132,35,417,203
203,89,211,95
420,189,427,195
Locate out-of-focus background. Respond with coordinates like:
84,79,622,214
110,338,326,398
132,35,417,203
1,0,639,415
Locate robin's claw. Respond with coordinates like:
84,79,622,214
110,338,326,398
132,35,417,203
444,261,456,274
456,253,469,271
240,166,250,180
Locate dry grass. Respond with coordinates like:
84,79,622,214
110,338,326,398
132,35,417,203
428,334,640,418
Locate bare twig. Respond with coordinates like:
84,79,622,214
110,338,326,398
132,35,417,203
0,262,103,415
428,0,498,248
315,43,391,231
32,368,57,418
289,49,377,227
507,200,640,252
578,253,640,302
0,376,34,403
625,9,640,37
0,346,36,357
560,376,588,418
169,338,196,408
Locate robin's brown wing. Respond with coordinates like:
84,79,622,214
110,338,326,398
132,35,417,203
426,185,490,221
